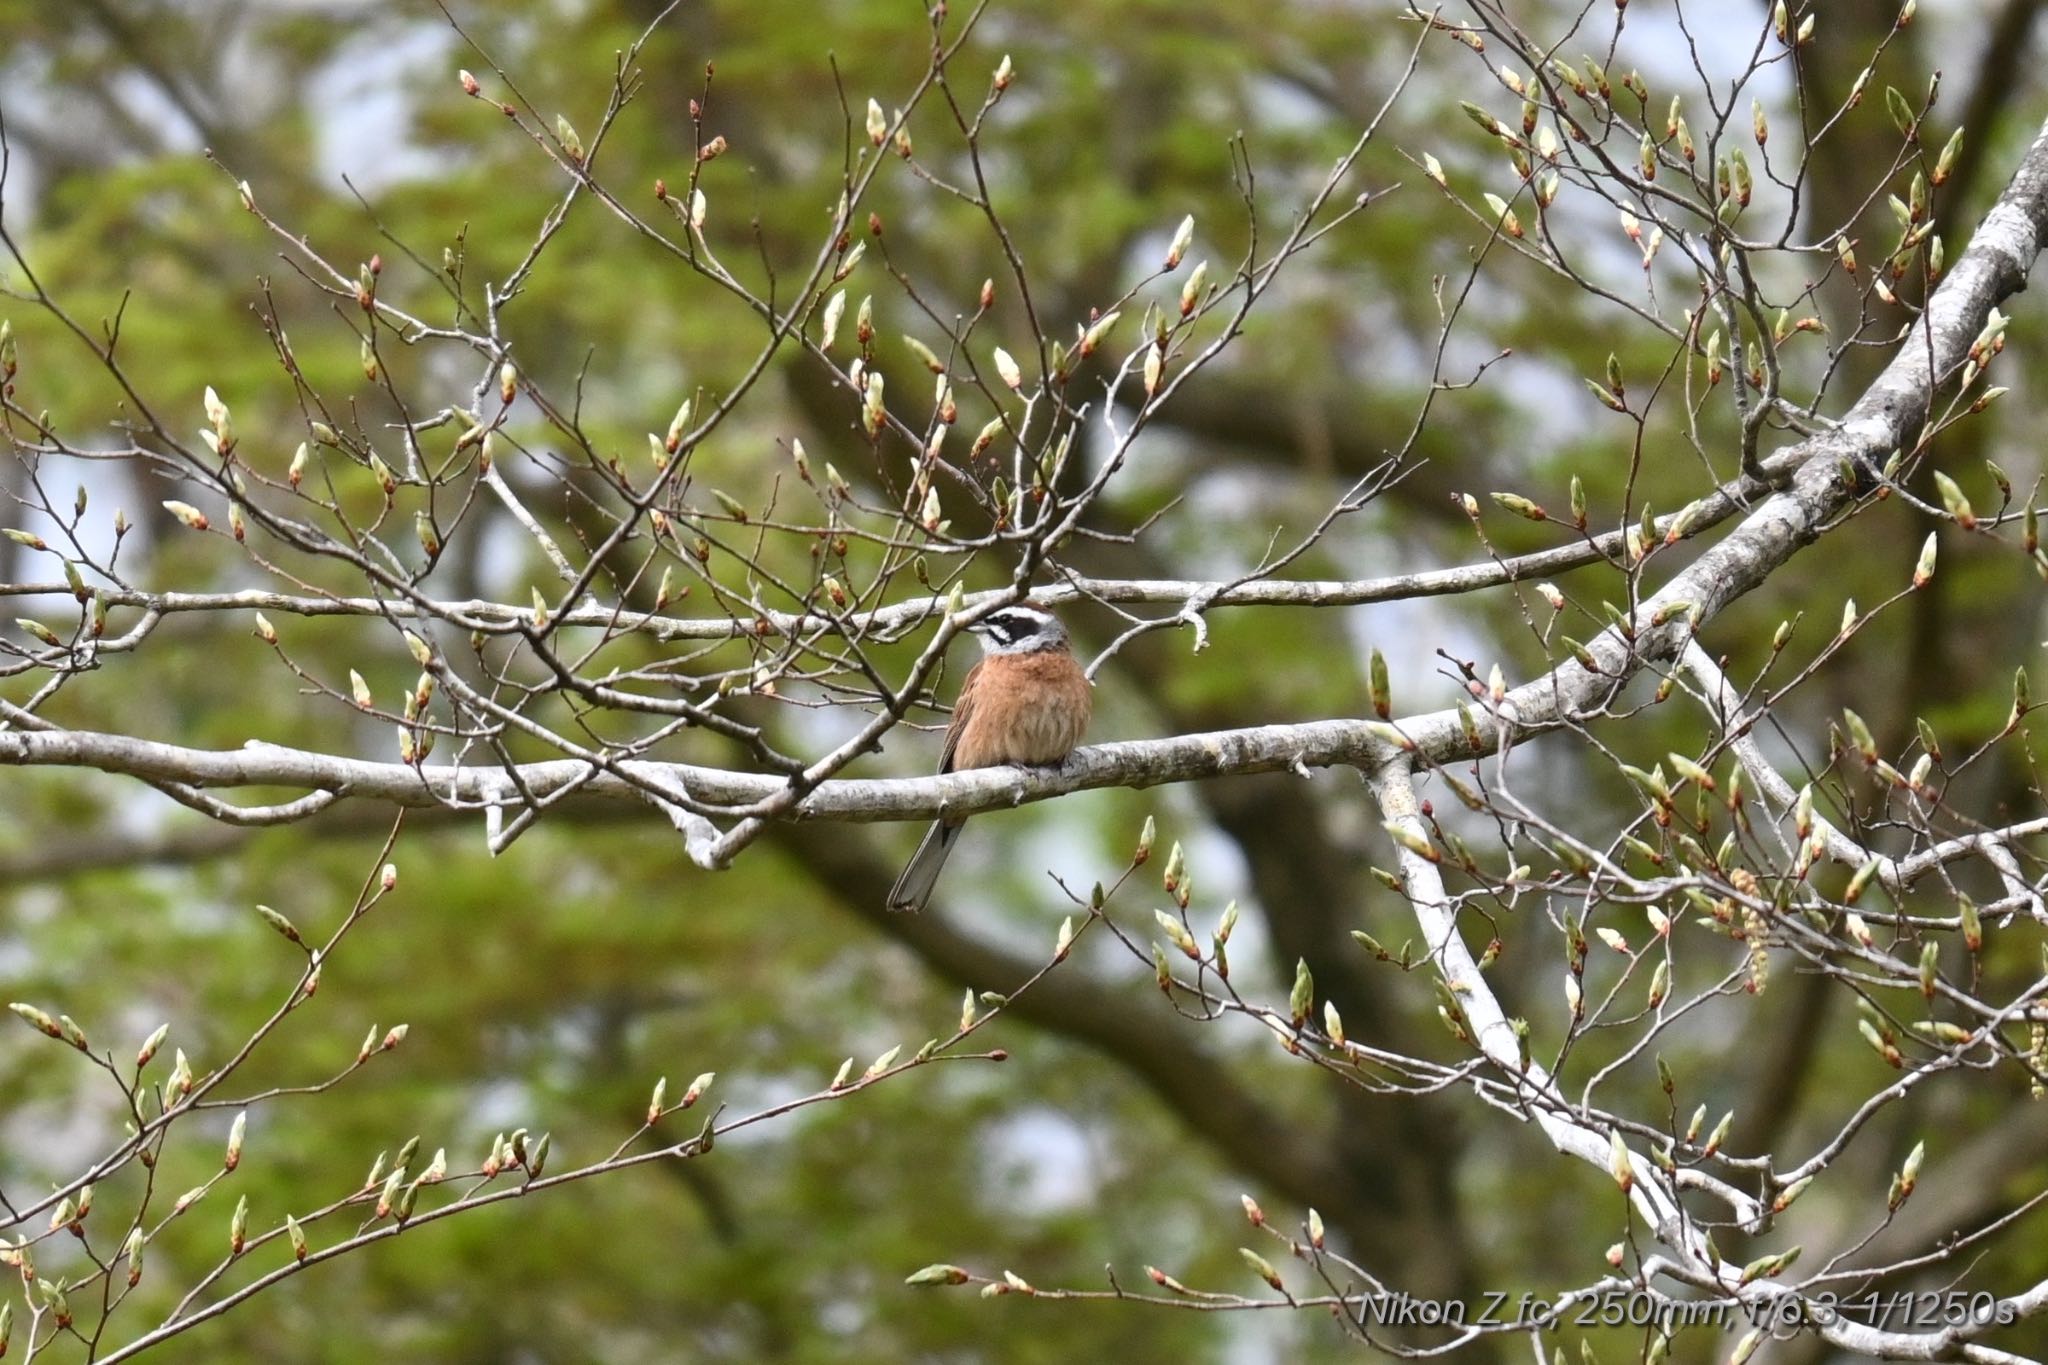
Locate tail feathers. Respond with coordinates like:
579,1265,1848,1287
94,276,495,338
888,821,962,913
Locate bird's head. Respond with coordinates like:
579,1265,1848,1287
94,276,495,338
967,604,1068,655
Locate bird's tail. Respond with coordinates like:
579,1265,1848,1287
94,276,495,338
888,820,961,913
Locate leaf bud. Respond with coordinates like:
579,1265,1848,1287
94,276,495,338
1164,214,1194,270
1239,1247,1284,1291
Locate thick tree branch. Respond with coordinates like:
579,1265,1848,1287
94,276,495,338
1349,114,2048,1363
1379,116,2048,770
0,720,1392,842
15,108,2046,857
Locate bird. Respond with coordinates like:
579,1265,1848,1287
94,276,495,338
887,603,1092,913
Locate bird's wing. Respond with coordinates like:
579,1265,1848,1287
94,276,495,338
938,658,984,774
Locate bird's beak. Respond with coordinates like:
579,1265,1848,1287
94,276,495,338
958,615,990,634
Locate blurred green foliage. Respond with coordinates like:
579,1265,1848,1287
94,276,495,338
4,2,2048,1361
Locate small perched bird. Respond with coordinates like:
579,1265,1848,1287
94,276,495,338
887,604,1092,913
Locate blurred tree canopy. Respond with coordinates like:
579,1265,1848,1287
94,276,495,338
4,1,2048,1362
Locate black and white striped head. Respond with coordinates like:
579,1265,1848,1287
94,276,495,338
969,605,1067,655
